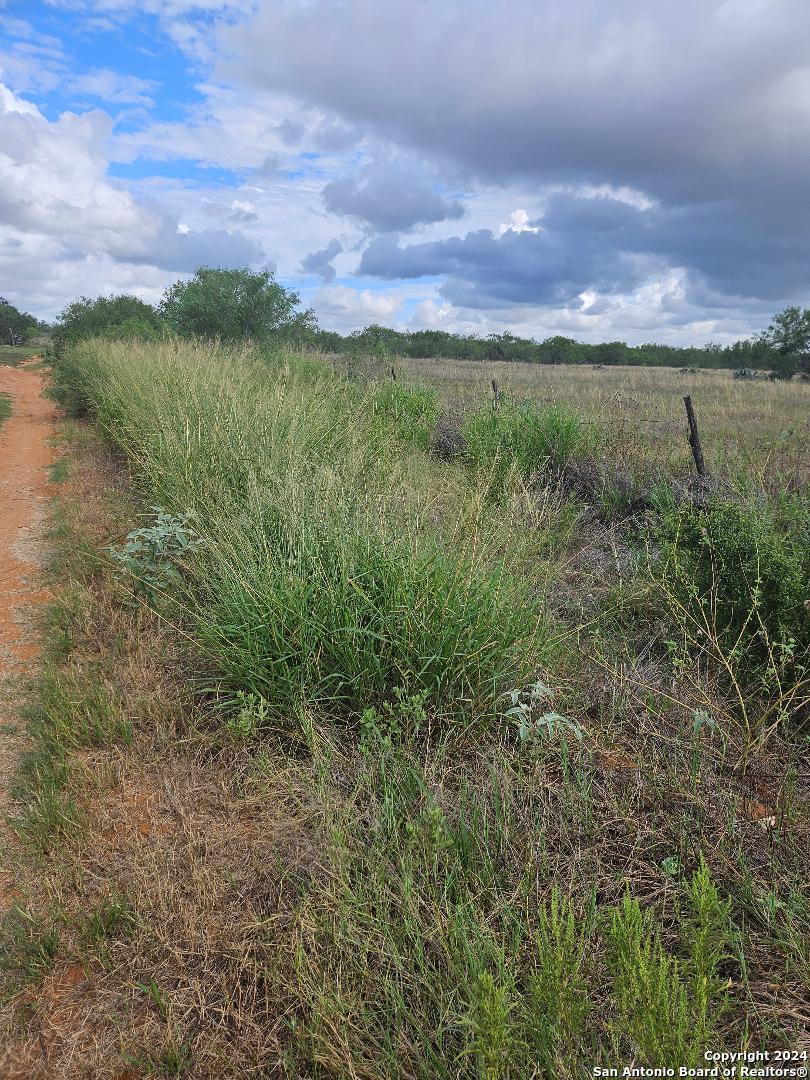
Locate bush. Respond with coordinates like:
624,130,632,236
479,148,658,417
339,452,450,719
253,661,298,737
159,266,315,343
54,295,163,348
654,495,810,707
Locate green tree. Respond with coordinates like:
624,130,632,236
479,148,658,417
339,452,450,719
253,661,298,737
159,266,315,342
759,306,810,378
55,294,163,345
0,297,39,345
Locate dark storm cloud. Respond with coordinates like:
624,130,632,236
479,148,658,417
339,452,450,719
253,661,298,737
359,204,651,308
226,0,810,309
300,237,343,281
360,188,810,310
323,167,465,231
125,225,265,274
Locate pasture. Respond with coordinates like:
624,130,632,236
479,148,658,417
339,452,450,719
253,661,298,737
394,357,810,490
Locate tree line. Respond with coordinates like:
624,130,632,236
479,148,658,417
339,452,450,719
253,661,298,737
0,297,47,346
11,266,810,377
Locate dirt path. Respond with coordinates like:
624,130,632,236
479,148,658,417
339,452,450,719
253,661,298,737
0,361,56,911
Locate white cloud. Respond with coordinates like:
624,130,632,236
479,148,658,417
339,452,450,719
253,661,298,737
316,284,401,322
0,82,263,315
496,208,540,238
410,299,452,327
0,84,145,244
71,68,156,106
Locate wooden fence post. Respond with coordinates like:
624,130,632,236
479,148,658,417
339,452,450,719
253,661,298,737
491,379,501,407
683,394,707,477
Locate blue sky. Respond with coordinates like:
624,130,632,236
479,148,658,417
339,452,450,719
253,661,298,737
1,0,809,341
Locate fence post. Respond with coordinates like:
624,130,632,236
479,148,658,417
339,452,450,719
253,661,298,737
491,379,501,407
683,394,707,477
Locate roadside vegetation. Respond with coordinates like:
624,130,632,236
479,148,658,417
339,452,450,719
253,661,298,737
0,392,10,426
1,329,806,1076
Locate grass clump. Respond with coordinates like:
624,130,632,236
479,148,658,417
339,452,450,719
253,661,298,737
461,397,595,489
653,494,810,742
0,391,10,426
371,381,440,450
0,907,59,1002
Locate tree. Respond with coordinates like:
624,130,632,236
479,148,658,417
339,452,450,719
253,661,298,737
159,267,315,342
759,306,810,378
55,294,163,345
0,297,39,345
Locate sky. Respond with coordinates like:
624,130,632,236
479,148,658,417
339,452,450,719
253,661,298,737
1,0,809,342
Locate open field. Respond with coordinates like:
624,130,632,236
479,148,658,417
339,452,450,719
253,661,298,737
0,340,807,1077
389,357,810,491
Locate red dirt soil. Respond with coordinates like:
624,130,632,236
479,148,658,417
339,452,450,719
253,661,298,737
0,361,56,912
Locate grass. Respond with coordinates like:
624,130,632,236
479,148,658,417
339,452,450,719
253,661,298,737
0,344,39,366
0,339,806,1076
59,339,551,728
0,391,10,427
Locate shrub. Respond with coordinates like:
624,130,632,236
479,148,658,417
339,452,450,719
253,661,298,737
54,295,163,349
655,496,809,686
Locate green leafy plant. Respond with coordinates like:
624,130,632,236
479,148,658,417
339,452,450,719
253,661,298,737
108,507,203,603
359,687,429,753
463,970,520,1080
680,859,734,1050
607,894,697,1066
225,690,270,740
501,681,584,743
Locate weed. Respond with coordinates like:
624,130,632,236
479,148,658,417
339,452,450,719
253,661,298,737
108,506,203,604
607,894,698,1065
359,687,428,752
80,896,134,948
224,689,270,740
529,889,593,1071
137,977,169,1018
49,456,69,483
463,970,520,1079
501,680,585,744
0,907,59,1001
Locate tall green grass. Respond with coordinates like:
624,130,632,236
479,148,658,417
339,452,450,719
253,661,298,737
55,339,549,729
461,396,595,490
0,392,11,427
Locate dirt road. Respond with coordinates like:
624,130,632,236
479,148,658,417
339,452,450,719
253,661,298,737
0,362,56,909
